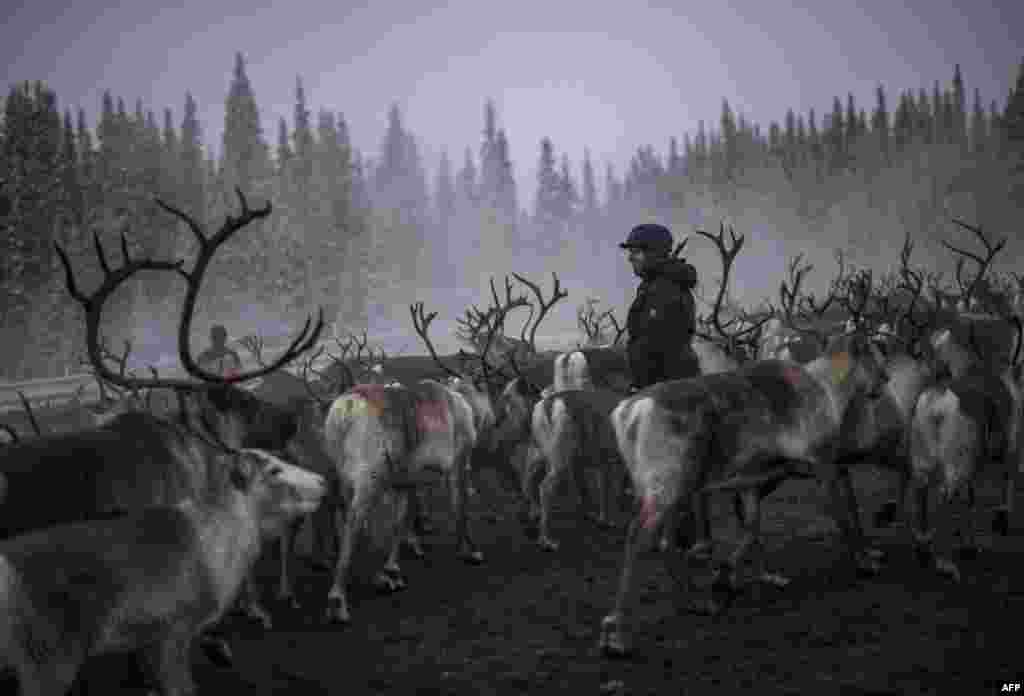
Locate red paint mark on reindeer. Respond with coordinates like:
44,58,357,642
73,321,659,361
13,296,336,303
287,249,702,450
781,365,804,387
417,400,448,432
639,495,660,531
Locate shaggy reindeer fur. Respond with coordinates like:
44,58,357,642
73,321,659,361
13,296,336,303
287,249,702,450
0,449,324,696
909,356,1022,582
321,380,487,624
599,333,891,657
528,388,630,550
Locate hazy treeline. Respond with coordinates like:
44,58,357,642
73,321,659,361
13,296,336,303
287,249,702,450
1,53,1022,379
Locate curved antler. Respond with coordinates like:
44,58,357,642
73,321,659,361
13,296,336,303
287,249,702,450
56,187,324,394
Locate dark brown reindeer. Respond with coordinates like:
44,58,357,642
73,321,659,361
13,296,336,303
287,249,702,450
0,188,323,663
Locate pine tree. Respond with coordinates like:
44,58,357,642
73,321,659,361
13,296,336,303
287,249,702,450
952,63,967,146
534,137,560,232
827,96,845,173
457,146,477,209
581,147,598,218
222,52,270,200
276,117,293,181
558,153,579,224
871,85,890,165
667,136,682,176
604,161,622,216
479,98,499,208
918,88,932,144
808,108,823,181
720,99,738,182
932,80,944,144
784,108,797,174
845,93,859,152
178,92,205,224
435,148,456,228
60,109,83,229
1004,57,1024,201
970,87,987,155
76,107,98,218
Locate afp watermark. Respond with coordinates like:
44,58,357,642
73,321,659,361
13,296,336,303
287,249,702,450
1001,683,1022,693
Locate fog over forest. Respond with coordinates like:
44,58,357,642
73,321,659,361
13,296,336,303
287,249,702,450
2,19,1023,378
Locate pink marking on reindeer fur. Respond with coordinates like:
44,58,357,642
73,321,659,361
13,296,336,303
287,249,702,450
639,495,660,530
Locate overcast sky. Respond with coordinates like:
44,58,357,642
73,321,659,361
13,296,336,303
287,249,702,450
2,0,1021,209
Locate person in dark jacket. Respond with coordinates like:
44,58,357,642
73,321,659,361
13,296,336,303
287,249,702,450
620,223,701,391
196,324,242,378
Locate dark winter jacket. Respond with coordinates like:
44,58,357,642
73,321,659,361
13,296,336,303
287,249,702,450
626,257,700,389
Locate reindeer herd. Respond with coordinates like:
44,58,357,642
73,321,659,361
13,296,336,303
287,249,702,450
0,190,1021,693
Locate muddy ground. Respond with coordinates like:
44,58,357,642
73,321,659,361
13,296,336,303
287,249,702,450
67,466,1023,696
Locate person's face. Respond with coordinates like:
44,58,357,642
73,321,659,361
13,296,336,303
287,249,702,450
627,247,649,278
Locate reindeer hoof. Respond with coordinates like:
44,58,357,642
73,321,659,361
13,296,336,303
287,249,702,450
993,509,1011,536
324,597,350,625
598,616,631,658
460,549,485,565
199,636,234,668
686,597,728,616
244,604,273,630
935,558,962,583
874,502,902,528
523,523,540,540
757,572,791,588
277,592,301,611
956,545,980,561
310,558,332,572
685,541,713,563
403,536,426,559
373,568,407,593
855,555,883,577
538,536,560,552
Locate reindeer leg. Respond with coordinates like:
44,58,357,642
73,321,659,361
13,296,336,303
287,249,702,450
956,482,980,561
402,488,426,559
600,489,676,658
933,490,963,583
875,455,910,529
701,488,774,612
143,621,196,696
277,517,303,609
375,490,409,592
452,450,484,564
312,498,339,570
911,478,935,569
537,460,565,551
325,489,368,624
239,571,273,629
993,468,1014,536
596,458,617,530
840,467,885,567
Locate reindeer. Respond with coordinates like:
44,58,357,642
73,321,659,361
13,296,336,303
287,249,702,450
317,281,540,625
908,219,1022,583
598,325,892,658
0,189,323,664
0,448,325,696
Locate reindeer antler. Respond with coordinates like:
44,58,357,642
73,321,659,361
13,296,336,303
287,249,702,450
511,271,568,354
